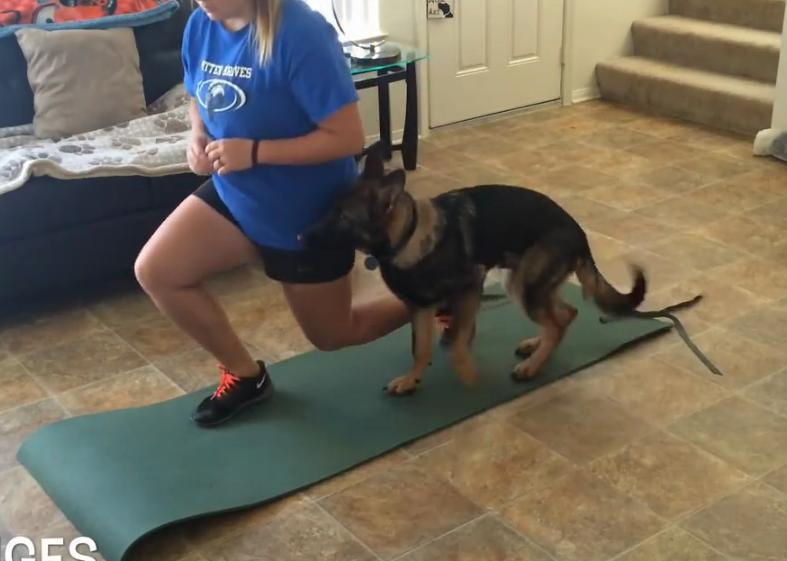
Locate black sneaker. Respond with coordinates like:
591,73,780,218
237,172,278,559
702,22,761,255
191,360,274,427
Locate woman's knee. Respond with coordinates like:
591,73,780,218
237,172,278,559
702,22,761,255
134,243,190,296
283,279,358,352
304,329,348,352
300,310,364,351
134,249,167,295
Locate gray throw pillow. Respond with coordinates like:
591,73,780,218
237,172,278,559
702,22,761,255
15,27,147,138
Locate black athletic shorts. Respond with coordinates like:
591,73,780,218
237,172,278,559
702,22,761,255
193,180,354,284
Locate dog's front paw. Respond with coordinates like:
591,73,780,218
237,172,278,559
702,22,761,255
454,359,479,388
452,352,479,387
515,337,541,358
511,359,541,382
385,374,420,396
458,366,479,387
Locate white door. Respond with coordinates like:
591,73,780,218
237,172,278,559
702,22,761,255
427,0,565,128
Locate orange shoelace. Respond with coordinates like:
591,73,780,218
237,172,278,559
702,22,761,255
436,313,452,330
212,365,241,399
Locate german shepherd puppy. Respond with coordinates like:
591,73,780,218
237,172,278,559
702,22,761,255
301,150,647,395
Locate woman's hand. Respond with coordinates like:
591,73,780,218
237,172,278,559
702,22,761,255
250,103,365,166
202,103,365,173
205,139,254,175
187,131,213,176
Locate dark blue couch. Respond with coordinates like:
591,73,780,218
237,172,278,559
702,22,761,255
0,3,201,310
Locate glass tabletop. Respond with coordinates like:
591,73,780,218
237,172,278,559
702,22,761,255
346,42,428,75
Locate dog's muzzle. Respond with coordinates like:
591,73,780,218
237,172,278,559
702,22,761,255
299,213,353,250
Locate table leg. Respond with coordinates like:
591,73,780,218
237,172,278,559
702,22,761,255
402,62,419,171
377,70,393,161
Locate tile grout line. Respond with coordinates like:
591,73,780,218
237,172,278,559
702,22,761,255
493,405,769,553
183,495,313,557
305,451,415,503
311,456,505,561
403,411,586,524
4,356,75,455
486,430,656,526
103,320,168,372
759,464,787,490
678,496,761,561
144,362,189,397
15,346,158,418
385,513,491,561
734,383,787,422
759,480,787,503
679,530,737,561
662,475,756,528
54,363,187,416
491,441,750,561
0,394,57,419
12,349,68,416
89,293,234,373
310,498,385,561
602,375,728,430
647,338,787,405
661,388,787,461
660,391,772,470
639,429,771,526
605,525,676,561
606,523,734,561
690,220,785,263
10,318,157,413
99,303,268,398
491,513,561,561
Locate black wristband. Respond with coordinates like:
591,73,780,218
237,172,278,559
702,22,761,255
252,140,260,166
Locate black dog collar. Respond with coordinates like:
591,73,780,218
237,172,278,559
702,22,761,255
371,195,418,265
363,196,419,271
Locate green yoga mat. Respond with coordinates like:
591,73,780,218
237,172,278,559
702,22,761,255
18,285,667,561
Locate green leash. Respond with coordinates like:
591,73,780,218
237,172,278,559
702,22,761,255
600,295,723,376
482,287,722,377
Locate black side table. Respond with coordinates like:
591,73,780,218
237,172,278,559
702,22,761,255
349,45,428,171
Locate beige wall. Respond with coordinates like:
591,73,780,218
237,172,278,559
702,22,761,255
569,0,668,101
772,8,787,128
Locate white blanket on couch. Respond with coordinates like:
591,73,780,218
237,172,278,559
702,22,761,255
0,85,192,196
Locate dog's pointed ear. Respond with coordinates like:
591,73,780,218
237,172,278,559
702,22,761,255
362,145,385,180
380,169,406,208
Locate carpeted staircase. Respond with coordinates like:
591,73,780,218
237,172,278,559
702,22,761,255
596,0,785,136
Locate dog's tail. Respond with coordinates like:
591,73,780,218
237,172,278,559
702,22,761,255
575,257,646,316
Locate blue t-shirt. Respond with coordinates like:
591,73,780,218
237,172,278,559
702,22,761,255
182,0,360,250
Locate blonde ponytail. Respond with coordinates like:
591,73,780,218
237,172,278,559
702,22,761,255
253,0,282,64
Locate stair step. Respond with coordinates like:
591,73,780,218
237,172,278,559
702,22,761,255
596,56,774,136
669,0,785,32
633,16,782,83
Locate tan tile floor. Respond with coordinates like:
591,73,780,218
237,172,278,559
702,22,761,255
1,100,787,561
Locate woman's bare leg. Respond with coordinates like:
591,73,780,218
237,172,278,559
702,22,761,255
283,276,410,352
135,195,260,378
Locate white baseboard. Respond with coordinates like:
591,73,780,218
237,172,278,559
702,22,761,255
572,86,601,104
365,129,405,144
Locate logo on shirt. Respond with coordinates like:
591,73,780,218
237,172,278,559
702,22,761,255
196,79,247,114
201,61,253,79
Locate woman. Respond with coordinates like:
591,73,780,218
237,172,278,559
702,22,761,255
135,0,411,427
